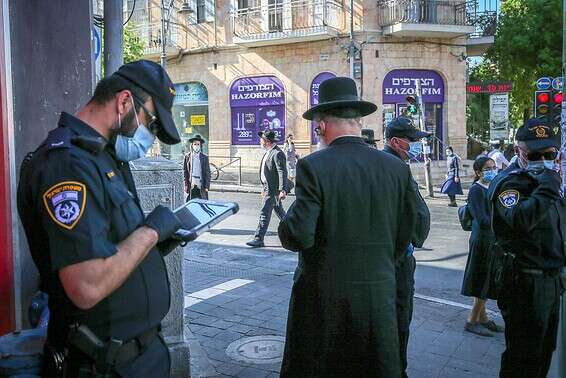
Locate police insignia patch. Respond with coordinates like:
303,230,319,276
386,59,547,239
43,181,86,230
499,189,520,208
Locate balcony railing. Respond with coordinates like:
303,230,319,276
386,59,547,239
467,10,497,38
232,0,345,42
377,0,472,27
129,22,189,56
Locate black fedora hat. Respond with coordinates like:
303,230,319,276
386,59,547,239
258,130,279,143
303,77,377,120
189,134,206,144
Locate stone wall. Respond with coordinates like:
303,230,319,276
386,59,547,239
166,34,468,169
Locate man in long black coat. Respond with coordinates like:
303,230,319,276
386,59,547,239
278,77,418,377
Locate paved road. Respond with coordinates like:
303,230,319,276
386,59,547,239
183,191,505,377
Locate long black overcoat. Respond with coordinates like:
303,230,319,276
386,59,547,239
278,136,417,378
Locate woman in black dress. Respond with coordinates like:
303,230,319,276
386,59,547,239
441,146,463,207
461,156,504,336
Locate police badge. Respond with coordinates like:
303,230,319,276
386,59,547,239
43,181,86,230
498,189,520,208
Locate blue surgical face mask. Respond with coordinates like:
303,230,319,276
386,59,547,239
114,98,156,162
526,160,555,172
483,169,498,182
406,141,423,160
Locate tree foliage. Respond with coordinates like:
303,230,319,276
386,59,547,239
123,22,145,64
467,0,563,142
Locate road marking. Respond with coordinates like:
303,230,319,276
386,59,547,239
415,293,501,317
185,279,254,308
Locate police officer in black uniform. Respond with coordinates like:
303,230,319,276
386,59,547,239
17,60,185,377
383,117,431,378
488,118,566,378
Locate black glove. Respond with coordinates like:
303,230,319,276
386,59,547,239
143,205,182,243
536,169,561,189
156,238,182,257
533,169,562,200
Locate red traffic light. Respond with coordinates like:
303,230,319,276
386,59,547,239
406,95,417,105
553,92,563,104
537,92,550,103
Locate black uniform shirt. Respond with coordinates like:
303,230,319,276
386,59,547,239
17,112,170,344
489,169,566,270
382,145,431,248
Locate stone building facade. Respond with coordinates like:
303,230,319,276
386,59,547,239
132,0,490,168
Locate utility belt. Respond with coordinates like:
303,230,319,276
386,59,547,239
45,324,159,377
517,267,561,277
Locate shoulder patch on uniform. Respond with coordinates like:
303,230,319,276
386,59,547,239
499,189,520,208
106,170,116,179
42,181,86,230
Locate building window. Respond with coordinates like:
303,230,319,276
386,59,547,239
268,0,283,32
196,0,206,23
238,0,248,9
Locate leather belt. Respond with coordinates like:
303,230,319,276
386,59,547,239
114,327,159,366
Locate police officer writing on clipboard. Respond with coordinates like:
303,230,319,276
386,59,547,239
488,118,566,378
17,60,185,377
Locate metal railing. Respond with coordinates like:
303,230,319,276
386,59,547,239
232,0,345,40
129,22,189,55
209,156,243,186
377,0,473,27
467,10,497,38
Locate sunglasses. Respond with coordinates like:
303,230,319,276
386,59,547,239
524,149,558,161
133,96,158,130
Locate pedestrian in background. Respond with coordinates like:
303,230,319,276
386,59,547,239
489,119,565,378
183,134,211,201
278,77,417,377
488,140,510,170
283,134,298,184
441,146,463,207
361,128,379,148
461,156,503,337
247,130,290,248
383,116,431,377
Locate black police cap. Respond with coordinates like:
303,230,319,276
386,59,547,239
516,118,560,151
113,60,181,145
385,117,430,142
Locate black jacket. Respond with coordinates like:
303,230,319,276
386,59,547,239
278,136,417,378
488,168,566,270
260,145,289,195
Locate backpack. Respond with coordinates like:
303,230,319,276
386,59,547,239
458,204,472,231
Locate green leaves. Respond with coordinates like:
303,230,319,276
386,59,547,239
123,23,145,64
468,0,563,140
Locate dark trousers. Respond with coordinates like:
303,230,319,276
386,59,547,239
254,194,286,240
396,254,416,378
186,185,203,202
497,270,561,378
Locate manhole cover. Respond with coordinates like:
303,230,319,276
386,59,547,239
226,336,285,364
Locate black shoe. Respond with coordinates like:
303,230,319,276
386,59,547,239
246,239,265,248
480,320,504,333
448,202,458,207
465,322,494,337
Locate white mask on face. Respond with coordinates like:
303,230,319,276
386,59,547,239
192,144,201,153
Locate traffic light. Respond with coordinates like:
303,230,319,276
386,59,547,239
534,90,551,119
406,95,419,115
550,89,563,127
